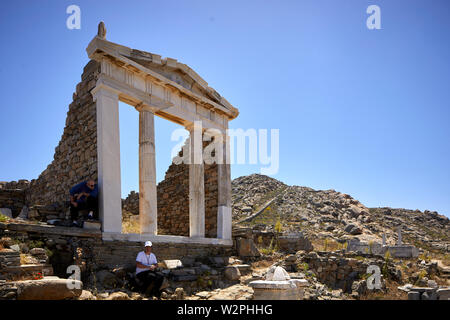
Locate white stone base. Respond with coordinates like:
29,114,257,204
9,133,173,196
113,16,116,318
83,221,102,230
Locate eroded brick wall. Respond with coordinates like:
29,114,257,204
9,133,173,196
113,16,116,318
27,60,100,211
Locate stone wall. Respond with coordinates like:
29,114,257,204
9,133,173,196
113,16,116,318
122,191,139,215
0,189,26,218
296,251,400,293
0,222,233,278
156,140,218,238
346,239,419,258
92,240,231,269
26,60,100,212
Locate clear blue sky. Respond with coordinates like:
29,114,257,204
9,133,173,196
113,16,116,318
0,1,449,217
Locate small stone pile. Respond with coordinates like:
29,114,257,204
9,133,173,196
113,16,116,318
29,248,48,264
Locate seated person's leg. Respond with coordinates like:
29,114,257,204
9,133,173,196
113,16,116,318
136,270,152,292
70,203,79,221
154,273,164,296
86,196,99,220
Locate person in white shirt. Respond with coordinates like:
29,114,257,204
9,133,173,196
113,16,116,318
135,241,163,297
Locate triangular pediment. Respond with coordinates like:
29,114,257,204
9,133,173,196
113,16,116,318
87,35,238,120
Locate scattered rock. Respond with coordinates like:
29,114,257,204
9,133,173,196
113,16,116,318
344,224,362,235
174,287,185,300
79,290,96,300
106,291,130,300
224,266,241,281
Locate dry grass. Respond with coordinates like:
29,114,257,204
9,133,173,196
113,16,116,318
311,238,345,252
360,280,407,300
20,254,38,265
122,214,140,234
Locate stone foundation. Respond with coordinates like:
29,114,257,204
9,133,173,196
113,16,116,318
0,222,233,279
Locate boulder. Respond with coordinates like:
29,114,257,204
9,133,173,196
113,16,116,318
344,224,362,235
15,277,82,300
224,266,241,281
95,270,121,289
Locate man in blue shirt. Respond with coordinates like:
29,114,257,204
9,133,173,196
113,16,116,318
69,179,98,227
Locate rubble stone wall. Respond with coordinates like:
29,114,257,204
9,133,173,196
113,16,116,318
0,189,26,218
0,223,233,276
156,144,218,237
26,60,100,215
298,251,387,293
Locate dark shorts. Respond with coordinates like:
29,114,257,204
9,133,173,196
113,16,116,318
136,270,164,296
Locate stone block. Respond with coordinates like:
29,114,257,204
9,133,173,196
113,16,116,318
162,259,183,269
437,288,450,300
83,221,101,230
224,266,241,281
236,238,260,258
15,277,82,300
408,291,420,300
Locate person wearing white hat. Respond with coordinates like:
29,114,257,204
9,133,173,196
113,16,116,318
135,241,163,297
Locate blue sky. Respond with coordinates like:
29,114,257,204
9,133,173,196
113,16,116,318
0,0,449,217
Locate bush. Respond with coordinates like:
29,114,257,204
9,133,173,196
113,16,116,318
274,220,282,233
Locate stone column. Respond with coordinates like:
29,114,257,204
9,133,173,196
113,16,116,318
397,227,402,246
92,85,122,233
187,121,205,238
217,126,232,240
138,109,157,235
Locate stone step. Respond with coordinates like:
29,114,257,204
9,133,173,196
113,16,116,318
231,264,252,275
172,275,198,282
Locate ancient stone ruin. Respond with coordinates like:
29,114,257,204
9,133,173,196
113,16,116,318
17,22,239,245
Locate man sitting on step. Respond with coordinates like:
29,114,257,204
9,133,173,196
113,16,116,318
135,241,164,297
69,179,98,227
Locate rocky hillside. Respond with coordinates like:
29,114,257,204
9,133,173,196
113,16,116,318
232,174,450,254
